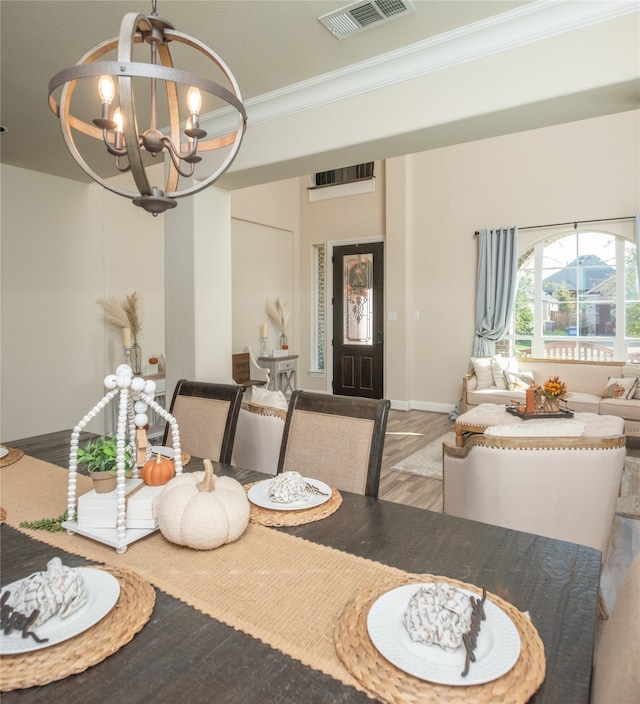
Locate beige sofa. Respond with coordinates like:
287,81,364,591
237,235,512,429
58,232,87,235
462,357,640,436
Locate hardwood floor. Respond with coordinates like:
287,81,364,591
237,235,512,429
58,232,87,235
379,408,640,615
379,409,452,511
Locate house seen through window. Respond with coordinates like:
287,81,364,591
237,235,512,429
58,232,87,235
499,230,640,362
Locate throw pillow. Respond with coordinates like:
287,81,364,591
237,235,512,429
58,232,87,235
492,355,518,390
603,377,638,399
470,357,495,389
622,363,640,400
504,370,535,391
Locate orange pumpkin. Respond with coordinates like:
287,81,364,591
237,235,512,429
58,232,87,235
141,453,175,486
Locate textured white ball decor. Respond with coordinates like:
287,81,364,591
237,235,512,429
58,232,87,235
130,376,146,393
104,374,118,390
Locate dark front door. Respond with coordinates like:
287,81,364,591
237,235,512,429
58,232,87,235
332,242,384,398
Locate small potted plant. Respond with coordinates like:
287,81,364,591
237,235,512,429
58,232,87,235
77,436,134,493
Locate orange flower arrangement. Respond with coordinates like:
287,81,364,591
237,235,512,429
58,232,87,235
542,376,568,400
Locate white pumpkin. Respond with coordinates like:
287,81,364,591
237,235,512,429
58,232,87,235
156,459,250,550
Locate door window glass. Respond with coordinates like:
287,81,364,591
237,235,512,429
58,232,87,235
343,253,373,345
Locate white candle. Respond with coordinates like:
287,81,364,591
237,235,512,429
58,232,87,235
260,322,268,337
122,327,132,347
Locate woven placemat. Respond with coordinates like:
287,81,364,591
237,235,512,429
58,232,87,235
0,564,156,692
0,447,24,468
246,482,343,526
334,574,546,704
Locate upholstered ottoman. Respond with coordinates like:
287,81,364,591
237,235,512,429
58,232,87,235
455,403,624,446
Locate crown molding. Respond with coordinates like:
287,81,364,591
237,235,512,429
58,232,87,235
202,0,638,135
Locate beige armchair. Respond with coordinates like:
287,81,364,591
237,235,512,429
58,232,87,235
443,434,626,559
232,400,287,475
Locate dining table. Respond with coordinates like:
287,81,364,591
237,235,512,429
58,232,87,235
0,430,601,704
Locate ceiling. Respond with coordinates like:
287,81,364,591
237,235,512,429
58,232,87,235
1,0,638,190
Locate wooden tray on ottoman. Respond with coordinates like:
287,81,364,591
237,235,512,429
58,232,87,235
506,404,574,420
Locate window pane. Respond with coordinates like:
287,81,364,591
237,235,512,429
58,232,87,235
343,254,373,345
626,301,640,338
625,241,639,298
514,269,534,335
542,234,576,270
514,339,531,357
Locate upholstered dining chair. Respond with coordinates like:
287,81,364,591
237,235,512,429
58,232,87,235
590,552,640,703
162,379,244,464
277,390,391,498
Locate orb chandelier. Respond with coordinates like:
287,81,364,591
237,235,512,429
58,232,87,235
48,1,247,216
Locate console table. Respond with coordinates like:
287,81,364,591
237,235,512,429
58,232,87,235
258,354,298,399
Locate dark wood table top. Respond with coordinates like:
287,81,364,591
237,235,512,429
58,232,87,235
1,430,601,703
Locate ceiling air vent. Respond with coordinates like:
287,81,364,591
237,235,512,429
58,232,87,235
319,0,415,39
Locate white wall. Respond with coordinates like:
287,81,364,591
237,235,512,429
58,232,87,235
0,164,164,441
231,220,294,356
231,178,299,357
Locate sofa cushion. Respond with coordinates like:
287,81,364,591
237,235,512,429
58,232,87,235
505,370,535,391
563,391,602,414
470,357,496,389
466,388,523,408
600,397,640,421
518,359,623,397
603,376,638,399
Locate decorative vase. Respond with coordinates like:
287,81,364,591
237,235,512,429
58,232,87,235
90,471,117,494
280,333,288,350
130,341,142,375
543,398,560,414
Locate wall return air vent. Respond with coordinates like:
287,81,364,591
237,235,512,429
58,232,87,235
318,0,416,39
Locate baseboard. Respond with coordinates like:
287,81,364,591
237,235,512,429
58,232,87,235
388,400,455,414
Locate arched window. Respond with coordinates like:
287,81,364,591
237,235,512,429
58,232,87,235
502,230,640,361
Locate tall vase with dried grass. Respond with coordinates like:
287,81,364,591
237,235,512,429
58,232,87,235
99,292,143,374
266,297,290,350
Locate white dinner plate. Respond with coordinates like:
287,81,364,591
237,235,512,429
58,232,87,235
247,477,332,511
0,447,8,459
0,567,121,654
367,583,521,686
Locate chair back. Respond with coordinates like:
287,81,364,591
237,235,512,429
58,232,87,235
443,434,626,558
163,380,243,463
233,401,287,475
277,390,390,498
591,552,640,703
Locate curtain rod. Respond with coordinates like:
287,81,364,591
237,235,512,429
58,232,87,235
474,215,636,236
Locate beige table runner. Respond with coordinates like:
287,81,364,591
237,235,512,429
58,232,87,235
1,456,408,692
